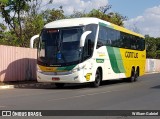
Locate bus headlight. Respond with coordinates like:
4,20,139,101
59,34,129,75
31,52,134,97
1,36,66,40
71,65,85,73
71,68,79,73
72,67,81,73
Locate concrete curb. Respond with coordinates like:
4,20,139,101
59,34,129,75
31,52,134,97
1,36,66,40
0,85,15,89
0,82,55,90
145,72,160,75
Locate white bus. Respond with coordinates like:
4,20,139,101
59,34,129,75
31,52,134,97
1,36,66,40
31,18,146,88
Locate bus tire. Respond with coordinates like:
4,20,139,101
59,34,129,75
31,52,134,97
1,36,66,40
55,83,65,88
135,69,139,81
128,68,136,82
91,69,101,88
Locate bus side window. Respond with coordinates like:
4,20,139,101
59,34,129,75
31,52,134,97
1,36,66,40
106,39,112,46
138,38,145,51
97,26,107,48
106,28,113,46
97,41,104,48
130,36,135,50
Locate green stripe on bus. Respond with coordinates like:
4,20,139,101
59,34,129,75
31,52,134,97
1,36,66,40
57,67,66,71
107,46,125,73
99,22,114,29
113,48,125,73
57,65,76,71
65,65,76,70
107,47,121,73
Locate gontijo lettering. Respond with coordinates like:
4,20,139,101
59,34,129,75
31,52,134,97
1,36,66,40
125,51,138,58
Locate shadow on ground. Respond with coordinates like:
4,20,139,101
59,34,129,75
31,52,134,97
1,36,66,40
151,85,160,89
11,79,131,90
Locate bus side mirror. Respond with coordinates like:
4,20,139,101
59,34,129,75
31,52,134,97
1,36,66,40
30,34,39,48
80,31,92,47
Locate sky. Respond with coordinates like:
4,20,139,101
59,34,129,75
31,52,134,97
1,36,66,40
109,0,160,37
42,0,160,38
109,0,160,18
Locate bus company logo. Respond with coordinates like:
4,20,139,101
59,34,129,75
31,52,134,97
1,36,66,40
125,51,138,58
2,111,11,116
96,59,104,63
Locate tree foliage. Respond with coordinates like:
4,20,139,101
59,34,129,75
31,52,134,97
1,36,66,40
145,35,160,59
70,5,127,26
42,6,65,23
0,0,44,47
69,10,86,18
0,0,31,41
22,14,44,47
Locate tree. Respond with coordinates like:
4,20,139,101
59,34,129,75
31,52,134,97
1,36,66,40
70,5,127,26
87,9,104,19
107,12,127,26
42,6,65,23
0,23,18,46
22,14,44,47
155,37,160,58
145,35,160,58
0,23,6,38
0,0,31,43
21,0,44,47
0,0,46,47
69,10,86,18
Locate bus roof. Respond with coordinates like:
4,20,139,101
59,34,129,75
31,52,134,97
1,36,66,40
44,17,144,38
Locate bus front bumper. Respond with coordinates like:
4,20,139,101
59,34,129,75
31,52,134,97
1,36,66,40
37,70,86,83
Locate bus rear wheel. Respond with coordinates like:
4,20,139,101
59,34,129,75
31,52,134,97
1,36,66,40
91,69,101,88
134,69,139,81
55,83,65,88
128,68,136,82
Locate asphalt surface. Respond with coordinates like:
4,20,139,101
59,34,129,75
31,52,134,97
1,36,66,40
0,73,160,119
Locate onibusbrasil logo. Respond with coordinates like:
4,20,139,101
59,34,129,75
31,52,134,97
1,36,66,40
1,111,42,117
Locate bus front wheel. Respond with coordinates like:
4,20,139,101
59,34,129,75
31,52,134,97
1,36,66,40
91,69,101,88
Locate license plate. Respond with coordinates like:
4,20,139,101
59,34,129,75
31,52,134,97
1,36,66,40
52,77,60,81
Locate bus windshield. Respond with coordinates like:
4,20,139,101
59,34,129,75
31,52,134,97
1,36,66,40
38,27,83,66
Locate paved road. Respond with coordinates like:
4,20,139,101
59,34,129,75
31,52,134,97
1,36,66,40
0,73,160,119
